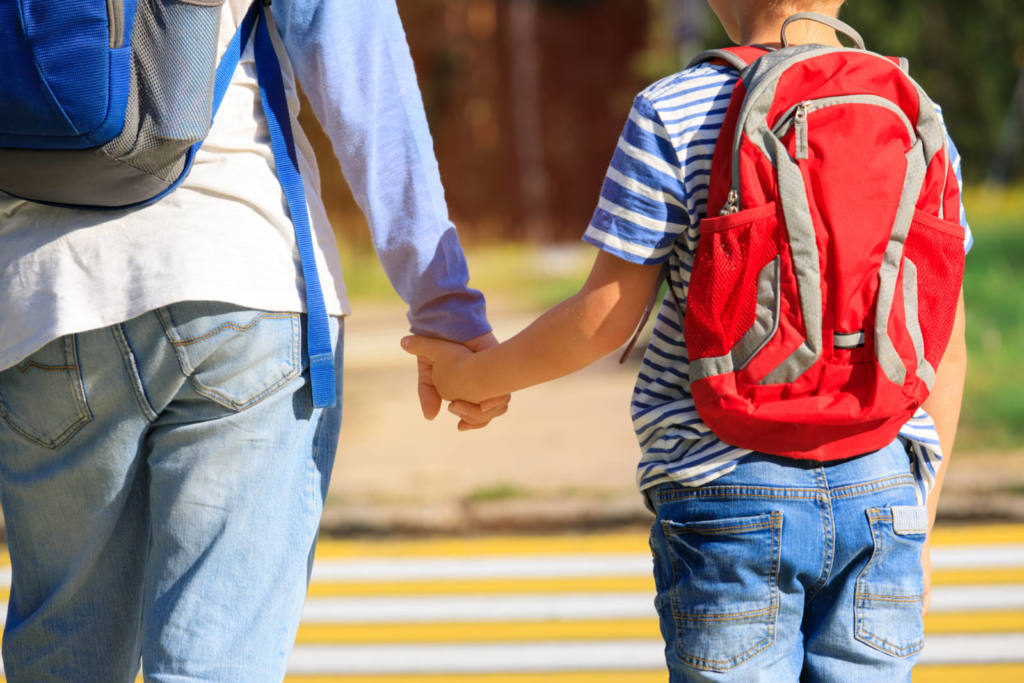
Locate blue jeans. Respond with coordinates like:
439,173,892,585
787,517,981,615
648,440,928,682
0,301,343,682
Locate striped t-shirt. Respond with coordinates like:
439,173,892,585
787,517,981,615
582,62,972,504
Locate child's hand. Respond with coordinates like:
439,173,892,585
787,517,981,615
401,334,482,404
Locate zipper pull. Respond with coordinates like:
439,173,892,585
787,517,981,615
794,102,809,160
719,189,739,216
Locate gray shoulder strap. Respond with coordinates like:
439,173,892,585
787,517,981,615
898,57,910,73
781,12,866,50
687,49,750,71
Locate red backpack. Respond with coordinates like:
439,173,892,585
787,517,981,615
682,14,965,460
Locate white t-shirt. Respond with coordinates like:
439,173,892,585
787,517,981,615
0,0,347,372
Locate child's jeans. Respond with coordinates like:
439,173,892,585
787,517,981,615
648,438,927,682
0,301,343,682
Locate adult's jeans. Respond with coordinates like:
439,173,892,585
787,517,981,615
0,301,343,682
648,439,928,682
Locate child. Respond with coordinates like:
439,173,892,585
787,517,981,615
403,0,970,679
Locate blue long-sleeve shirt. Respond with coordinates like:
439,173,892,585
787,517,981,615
272,0,490,342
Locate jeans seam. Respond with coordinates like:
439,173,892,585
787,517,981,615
167,313,298,347
111,324,158,422
829,475,915,499
806,489,834,601
155,306,194,376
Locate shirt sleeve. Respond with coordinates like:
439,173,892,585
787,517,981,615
270,0,490,342
934,103,973,254
582,94,692,265
946,133,973,254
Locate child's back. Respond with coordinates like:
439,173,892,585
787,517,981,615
403,2,970,678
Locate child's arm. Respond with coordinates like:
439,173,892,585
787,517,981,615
401,250,664,404
919,288,968,614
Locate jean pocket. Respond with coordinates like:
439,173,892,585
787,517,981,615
661,510,782,672
855,505,927,657
159,303,302,411
0,337,92,448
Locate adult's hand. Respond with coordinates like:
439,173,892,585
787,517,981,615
414,331,511,430
448,331,510,430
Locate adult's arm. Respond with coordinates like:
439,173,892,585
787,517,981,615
269,0,490,343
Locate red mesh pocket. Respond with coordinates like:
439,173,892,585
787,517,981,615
686,203,780,359
903,210,965,367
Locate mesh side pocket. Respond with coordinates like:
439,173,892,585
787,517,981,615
102,0,223,182
903,210,965,368
685,203,781,359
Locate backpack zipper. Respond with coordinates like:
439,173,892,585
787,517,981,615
772,95,915,144
793,102,809,159
107,0,125,49
726,49,922,211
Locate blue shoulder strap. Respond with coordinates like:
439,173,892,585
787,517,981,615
211,1,337,408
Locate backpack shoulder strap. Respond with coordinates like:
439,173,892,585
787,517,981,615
687,46,771,71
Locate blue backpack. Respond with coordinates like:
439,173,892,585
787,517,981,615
0,0,336,407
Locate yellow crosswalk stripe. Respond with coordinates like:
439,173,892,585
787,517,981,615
913,663,1024,682
924,610,1024,634
306,576,653,598
310,533,650,559
292,610,1024,645
301,568,1024,599
306,524,1024,560
295,619,661,645
929,524,1024,546
930,568,1024,585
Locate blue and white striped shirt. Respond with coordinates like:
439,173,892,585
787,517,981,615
583,62,972,503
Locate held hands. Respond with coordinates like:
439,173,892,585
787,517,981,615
405,332,509,431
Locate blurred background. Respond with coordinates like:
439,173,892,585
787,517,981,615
303,0,1024,535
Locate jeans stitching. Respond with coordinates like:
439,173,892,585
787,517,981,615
155,306,194,376
186,366,300,412
854,507,926,657
806,492,835,600
830,475,916,499
111,324,158,422
158,305,302,412
0,336,93,449
664,511,781,671
168,313,298,347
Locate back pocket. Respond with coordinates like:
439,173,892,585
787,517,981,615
159,303,302,412
661,511,782,671
0,337,92,448
855,505,927,657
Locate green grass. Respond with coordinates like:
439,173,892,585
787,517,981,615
464,483,532,504
957,185,1024,451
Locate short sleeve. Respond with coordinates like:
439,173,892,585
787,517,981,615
946,133,973,254
583,94,691,265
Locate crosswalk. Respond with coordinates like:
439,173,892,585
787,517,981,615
3,525,1024,681
279,525,1024,682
